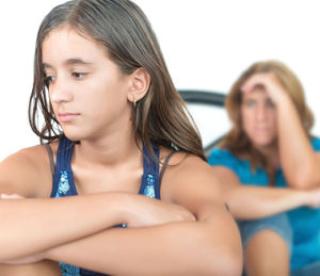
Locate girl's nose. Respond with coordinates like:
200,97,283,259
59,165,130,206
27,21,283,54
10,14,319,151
49,79,73,103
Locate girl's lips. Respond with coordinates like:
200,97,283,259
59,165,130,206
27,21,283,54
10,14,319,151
58,113,80,123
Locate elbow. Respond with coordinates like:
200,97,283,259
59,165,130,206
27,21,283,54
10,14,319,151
192,227,243,275
0,244,16,263
289,168,320,190
204,248,243,276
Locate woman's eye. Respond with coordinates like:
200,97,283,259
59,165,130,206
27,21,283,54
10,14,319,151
266,99,275,108
245,100,256,108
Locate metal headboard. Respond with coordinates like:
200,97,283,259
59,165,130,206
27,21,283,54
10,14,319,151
178,90,226,156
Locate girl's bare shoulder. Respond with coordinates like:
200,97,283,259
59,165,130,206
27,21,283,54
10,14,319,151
0,141,59,198
159,148,220,200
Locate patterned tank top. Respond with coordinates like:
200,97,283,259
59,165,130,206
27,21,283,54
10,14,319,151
49,135,163,276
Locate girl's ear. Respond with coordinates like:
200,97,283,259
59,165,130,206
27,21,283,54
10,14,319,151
127,68,150,104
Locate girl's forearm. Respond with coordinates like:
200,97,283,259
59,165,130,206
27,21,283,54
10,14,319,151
0,193,133,261
46,210,241,276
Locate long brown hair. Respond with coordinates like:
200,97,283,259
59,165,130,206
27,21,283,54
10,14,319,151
220,60,314,184
28,0,205,160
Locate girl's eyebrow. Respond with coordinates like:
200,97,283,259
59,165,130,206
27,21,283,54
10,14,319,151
42,58,94,70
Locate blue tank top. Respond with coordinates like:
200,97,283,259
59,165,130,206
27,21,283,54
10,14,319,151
50,135,161,276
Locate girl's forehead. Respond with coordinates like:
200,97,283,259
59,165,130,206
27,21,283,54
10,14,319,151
42,26,106,65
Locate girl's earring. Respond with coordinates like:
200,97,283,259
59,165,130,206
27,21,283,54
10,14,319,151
131,96,137,108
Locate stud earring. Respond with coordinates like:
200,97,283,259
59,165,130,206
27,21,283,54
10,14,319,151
131,96,137,108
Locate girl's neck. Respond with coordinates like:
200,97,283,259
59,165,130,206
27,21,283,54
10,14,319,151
74,128,142,168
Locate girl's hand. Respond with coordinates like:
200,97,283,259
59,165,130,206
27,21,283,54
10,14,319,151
241,73,290,106
0,193,24,200
0,193,47,265
2,253,46,265
127,196,196,228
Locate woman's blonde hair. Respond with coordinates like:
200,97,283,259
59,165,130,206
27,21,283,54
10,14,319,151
220,60,314,184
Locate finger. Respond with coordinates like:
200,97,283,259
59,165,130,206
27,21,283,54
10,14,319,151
241,73,269,94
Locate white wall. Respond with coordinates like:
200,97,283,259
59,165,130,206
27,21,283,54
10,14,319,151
0,0,319,160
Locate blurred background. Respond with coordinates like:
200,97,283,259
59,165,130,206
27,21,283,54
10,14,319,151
0,0,319,160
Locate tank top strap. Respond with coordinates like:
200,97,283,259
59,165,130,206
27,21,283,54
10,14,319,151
55,135,74,171
51,135,77,198
139,144,160,199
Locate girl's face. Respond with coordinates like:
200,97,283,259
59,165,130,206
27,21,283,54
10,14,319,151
42,25,132,141
240,86,277,148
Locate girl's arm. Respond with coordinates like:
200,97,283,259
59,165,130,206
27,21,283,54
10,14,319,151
0,193,195,262
0,193,131,261
41,157,242,276
242,73,320,189
212,166,320,219
0,145,194,262
2,149,241,274
47,207,239,276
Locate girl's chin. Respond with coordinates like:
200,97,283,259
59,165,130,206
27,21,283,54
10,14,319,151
62,130,83,142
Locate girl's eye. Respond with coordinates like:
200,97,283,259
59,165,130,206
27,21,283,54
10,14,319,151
72,72,87,80
44,76,54,87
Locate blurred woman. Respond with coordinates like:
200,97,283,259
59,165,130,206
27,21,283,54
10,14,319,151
209,60,320,276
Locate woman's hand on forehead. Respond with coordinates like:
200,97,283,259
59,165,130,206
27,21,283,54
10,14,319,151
241,73,289,106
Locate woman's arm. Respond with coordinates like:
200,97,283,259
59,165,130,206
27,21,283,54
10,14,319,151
276,96,320,189
242,73,320,189
39,156,242,276
212,166,320,219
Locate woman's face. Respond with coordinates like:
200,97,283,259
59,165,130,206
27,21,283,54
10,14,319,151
42,25,132,141
240,85,277,148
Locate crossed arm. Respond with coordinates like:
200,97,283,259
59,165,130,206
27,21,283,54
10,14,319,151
0,152,242,275
46,200,240,275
